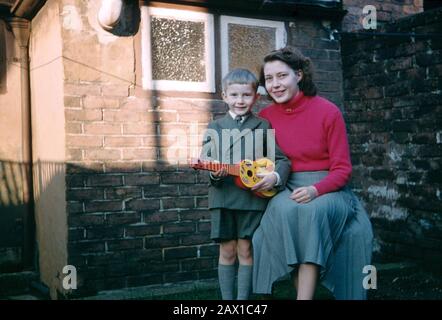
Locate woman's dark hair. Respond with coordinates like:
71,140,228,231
260,46,317,96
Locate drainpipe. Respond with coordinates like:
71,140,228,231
8,17,35,270
98,0,123,31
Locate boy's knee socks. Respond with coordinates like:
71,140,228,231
218,264,236,300
237,264,253,300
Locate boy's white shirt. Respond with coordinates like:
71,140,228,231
209,111,281,186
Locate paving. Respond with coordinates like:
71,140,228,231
1,261,440,300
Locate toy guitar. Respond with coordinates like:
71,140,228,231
190,157,277,198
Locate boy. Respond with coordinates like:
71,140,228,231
201,68,290,300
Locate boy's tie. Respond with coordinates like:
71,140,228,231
235,115,243,125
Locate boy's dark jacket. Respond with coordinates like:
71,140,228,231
201,113,291,211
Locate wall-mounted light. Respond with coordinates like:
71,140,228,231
97,0,123,31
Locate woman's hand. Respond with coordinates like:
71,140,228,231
251,172,277,192
290,186,318,204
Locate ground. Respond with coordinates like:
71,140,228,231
2,261,441,300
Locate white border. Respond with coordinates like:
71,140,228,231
141,7,215,92
220,16,286,94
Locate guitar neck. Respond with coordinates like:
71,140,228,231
193,160,239,176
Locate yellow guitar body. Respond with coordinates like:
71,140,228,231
238,158,277,198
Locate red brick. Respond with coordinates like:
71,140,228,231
148,110,177,122
162,197,194,210
69,228,86,241
142,161,177,172
104,136,142,147
84,149,121,161
103,110,146,122
87,175,123,187
196,197,208,208
180,234,211,246
163,222,195,234
66,123,83,134
69,240,105,253
69,213,105,227
64,83,101,96
122,148,157,160
142,135,175,148
83,96,120,109
106,212,142,225
101,85,130,97
66,162,104,174
124,173,160,186
67,148,83,161
104,187,142,200
107,239,144,251
161,172,195,184
66,175,85,188
122,123,155,135
144,211,178,223
67,201,84,214
67,135,103,148
84,123,121,135
199,244,219,257
181,257,215,271
126,199,160,211
143,185,178,197
85,200,123,213
164,247,197,260
67,188,105,201
145,236,180,249
64,96,81,108
125,225,161,237
104,162,142,173
86,226,124,240
65,109,103,121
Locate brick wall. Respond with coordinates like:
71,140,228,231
342,0,423,32
341,8,442,264
65,94,225,293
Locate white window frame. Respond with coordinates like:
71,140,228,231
141,6,215,92
220,16,286,94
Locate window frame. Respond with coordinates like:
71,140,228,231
219,15,286,92
140,6,216,92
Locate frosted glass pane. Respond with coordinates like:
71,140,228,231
228,24,276,78
151,17,206,82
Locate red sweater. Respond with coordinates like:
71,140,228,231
259,92,352,196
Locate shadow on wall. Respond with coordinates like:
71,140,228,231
0,160,33,272
0,19,8,95
0,159,67,274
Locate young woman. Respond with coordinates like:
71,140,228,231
251,46,373,300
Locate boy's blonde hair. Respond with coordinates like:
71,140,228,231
222,68,259,93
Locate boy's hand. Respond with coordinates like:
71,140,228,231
211,167,228,178
290,186,318,203
251,172,277,192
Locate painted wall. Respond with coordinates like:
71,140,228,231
0,19,28,272
29,0,67,299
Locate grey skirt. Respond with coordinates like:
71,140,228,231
252,171,373,300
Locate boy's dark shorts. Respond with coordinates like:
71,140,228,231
210,208,264,242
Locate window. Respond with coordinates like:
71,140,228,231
220,16,286,91
141,7,215,92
